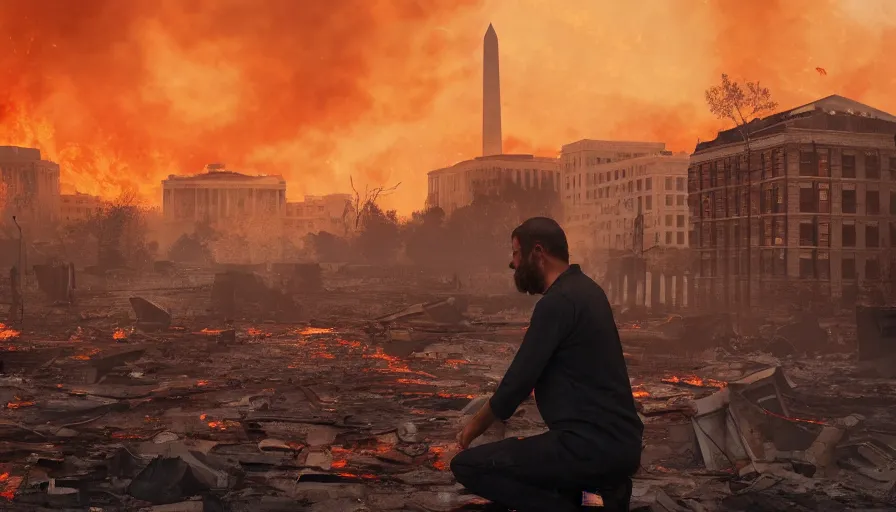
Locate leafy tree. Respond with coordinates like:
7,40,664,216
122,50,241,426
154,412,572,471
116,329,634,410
304,231,353,262
704,74,777,308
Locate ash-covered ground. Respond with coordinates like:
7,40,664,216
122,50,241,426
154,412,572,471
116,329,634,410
1,265,895,511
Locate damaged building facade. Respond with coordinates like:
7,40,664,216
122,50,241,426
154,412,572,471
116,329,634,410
60,192,105,224
284,194,354,236
425,154,560,214
161,164,287,225
689,95,896,309
0,146,61,228
562,140,692,309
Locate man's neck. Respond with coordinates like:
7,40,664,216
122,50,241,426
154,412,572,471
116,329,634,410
542,262,570,293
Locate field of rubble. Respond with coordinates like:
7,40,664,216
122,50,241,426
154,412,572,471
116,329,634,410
2,264,896,511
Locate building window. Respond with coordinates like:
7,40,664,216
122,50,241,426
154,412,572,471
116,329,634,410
842,223,856,247
799,255,814,278
890,192,896,215
842,189,857,213
676,215,685,228
799,186,816,212
817,252,830,279
665,177,673,190
867,190,880,214
665,214,673,226
889,157,896,180
665,231,673,244
636,179,642,192
677,195,685,206
645,177,652,190
676,231,685,245
676,178,685,191
799,221,815,246
867,223,880,248
842,257,856,279
842,154,856,178
799,151,815,176
665,195,673,206
866,257,881,280
645,196,652,211
866,153,881,179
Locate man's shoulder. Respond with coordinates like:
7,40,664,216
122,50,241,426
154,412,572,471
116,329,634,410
553,271,608,300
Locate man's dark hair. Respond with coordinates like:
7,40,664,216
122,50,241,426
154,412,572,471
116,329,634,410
511,217,569,263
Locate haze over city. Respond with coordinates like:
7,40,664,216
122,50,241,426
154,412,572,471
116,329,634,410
2,0,895,214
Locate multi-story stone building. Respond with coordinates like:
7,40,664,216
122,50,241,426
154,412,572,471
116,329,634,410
688,95,896,308
285,194,353,236
560,140,676,256
60,192,105,224
161,163,286,224
426,154,560,214
0,146,61,228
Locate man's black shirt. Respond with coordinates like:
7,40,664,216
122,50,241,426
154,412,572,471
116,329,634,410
489,264,643,458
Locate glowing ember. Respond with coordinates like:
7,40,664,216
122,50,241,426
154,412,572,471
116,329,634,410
0,323,20,340
247,327,270,337
197,328,224,335
763,409,827,426
444,359,469,368
110,431,144,440
112,328,128,340
662,375,727,388
200,413,208,420
196,380,209,387
397,378,432,386
311,351,336,360
337,339,362,349
429,445,451,471
632,390,650,399
331,459,347,469
297,327,333,335
5,400,35,409
0,472,23,501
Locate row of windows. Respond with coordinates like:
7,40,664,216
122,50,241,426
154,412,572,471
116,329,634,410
567,172,686,192
603,229,689,249
798,187,895,214
798,220,896,249
699,250,887,280
799,151,896,179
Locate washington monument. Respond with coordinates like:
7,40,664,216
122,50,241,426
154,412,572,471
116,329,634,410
482,24,502,156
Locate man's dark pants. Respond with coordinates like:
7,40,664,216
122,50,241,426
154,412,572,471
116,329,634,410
450,430,638,511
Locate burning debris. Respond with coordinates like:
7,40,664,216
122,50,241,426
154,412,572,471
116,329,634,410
0,262,891,510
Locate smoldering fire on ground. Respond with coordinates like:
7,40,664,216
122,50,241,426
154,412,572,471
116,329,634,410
1,252,895,511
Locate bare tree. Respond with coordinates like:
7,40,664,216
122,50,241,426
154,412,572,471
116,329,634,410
704,74,778,310
349,176,400,230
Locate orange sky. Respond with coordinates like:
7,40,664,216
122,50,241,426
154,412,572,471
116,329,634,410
1,0,894,214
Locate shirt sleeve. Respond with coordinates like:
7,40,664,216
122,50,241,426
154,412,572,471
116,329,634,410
489,292,573,421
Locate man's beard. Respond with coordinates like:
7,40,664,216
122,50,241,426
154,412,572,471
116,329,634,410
513,259,546,295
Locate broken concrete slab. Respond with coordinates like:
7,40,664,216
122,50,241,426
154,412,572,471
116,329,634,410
130,297,172,331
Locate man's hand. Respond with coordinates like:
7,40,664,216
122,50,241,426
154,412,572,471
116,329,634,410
456,399,497,450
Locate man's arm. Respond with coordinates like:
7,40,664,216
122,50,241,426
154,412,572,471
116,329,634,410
488,293,573,421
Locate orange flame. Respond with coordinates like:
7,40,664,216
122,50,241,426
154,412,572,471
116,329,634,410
662,375,727,388
113,328,128,340
0,323,20,340
297,327,334,336
5,400,34,409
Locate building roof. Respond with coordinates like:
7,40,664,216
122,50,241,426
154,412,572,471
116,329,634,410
561,139,666,153
163,165,285,186
695,94,896,153
428,154,558,176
